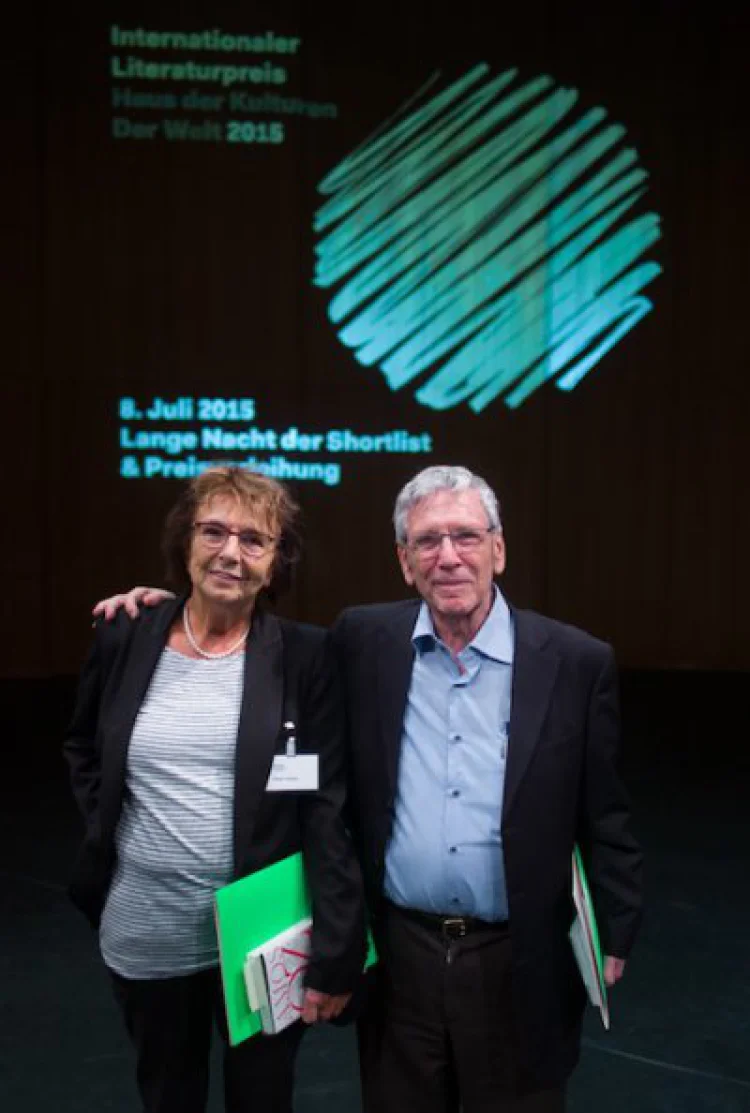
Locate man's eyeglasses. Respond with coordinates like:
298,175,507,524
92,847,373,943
193,520,277,558
408,527,495,558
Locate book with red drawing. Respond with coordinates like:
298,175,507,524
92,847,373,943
243,918,313,1035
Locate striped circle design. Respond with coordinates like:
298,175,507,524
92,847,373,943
314,64,661,411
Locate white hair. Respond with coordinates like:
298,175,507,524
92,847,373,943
393,465,502,543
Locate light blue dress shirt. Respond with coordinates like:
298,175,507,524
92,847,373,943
384,589,514,921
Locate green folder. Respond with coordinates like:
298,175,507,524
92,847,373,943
570,844,610,1028
215,852,376,1046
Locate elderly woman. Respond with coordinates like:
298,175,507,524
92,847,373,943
64,466,366,1113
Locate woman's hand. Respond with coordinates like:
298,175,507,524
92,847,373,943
301,988,353,1024
92,587,175,621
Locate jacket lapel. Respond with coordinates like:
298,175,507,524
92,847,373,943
503,609,560,820
233,608,284,873
100,599,183,836
377,603,419,810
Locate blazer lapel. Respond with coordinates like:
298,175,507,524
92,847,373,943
100,599,183,836
377,604,419,809
110,600,182,727
233,608,284,873
503,609,560,820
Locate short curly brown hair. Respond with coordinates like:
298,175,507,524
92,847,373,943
161,466,302,602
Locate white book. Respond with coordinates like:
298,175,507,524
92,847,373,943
243,918,313,1035
570,846,610,1030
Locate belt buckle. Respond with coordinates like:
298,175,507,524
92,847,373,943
441,916,467,941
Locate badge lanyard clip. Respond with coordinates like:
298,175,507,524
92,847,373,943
283,720,297,758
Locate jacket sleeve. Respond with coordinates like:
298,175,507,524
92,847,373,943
63,628,108,827
329,609,363,851
580,645,643,957
298,629,367,995
62,621,124,928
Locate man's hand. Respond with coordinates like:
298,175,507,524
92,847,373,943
92,587,174,622
603,955,626,987
301,988,352,1024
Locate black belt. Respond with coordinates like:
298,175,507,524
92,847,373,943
388,901,509,941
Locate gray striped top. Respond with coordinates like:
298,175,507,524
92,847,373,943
100,647,244,979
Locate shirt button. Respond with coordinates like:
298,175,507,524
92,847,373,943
452,734,462,742
451,789,460,798
449,846,457,854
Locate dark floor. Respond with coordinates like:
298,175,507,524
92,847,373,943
1,672,749,1112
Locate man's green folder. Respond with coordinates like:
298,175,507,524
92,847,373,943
570,844,609,1028
215,852,375,1046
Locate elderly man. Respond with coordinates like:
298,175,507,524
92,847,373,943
331,465,641,1113
95,464,642,1113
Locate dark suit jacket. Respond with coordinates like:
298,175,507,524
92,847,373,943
332,599,643,1090
63,598,367,996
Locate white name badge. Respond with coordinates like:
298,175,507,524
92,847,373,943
266,754,319,792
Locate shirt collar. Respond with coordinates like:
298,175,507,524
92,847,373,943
411,586,514,663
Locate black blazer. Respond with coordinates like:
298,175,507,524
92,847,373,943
332,599,643,1089
64,598,367,996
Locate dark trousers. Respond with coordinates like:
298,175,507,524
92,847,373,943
110,967,305,1113
359,904,566,1113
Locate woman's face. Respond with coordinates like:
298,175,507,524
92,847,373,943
187,493,278,612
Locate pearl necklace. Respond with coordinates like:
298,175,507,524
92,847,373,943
183,606,249,660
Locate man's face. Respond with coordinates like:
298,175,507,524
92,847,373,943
397,488,506,624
